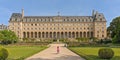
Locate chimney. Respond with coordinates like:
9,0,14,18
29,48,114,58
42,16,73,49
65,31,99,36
92,10,95,16
22,9,24,18
96,11,98,15
58,12,60,16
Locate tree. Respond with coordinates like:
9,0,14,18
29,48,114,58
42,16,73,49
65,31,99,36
107,17,120,43
112,33,120,43
0,33,4,42
0,30,18,44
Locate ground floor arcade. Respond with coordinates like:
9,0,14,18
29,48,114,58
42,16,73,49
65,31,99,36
23,31,93,39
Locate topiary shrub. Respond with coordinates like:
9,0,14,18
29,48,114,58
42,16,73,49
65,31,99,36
98,48,114,59
0,48,9,60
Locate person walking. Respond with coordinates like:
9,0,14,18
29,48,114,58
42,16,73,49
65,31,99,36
57,46,60,53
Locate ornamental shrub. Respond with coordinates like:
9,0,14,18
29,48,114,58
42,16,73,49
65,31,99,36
0,48,9,60
98,48,114,59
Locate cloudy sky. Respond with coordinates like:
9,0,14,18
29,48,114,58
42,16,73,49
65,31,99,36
0,0,120,27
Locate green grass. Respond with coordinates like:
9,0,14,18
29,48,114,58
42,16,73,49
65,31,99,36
68,47,120,60
3,46,47,60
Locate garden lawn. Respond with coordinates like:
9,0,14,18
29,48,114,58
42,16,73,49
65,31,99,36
69,47,120,60
4,46,47,60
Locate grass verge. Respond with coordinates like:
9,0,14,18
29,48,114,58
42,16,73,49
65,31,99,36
68,47,120,60
4,45,47,60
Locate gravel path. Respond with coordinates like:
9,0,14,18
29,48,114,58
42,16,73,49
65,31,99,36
25,44,85,60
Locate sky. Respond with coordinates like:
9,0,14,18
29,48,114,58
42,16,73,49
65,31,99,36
0,0,120,27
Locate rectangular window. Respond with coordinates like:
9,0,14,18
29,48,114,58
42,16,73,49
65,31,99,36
97,31,99,33
102,35,104,37
31,24,33,26
35,24,37,26
18,27,19,29
97,35,99,37
102,31,104,33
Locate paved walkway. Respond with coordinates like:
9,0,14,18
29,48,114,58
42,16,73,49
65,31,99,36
25,44,85,60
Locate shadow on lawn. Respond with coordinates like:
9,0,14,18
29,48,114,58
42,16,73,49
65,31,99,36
111,56,120,60
86,55,109,60
86,55,120,60
7,57,25,60
85,55,100,60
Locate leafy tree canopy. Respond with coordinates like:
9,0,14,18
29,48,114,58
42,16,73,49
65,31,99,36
0,33,4,41
108,17,120,43
0,30,18,44
108,17,120,38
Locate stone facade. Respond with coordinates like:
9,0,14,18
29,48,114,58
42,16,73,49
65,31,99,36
8,10,107,40
0,24,8,30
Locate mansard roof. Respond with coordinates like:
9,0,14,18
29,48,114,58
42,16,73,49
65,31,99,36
9,12,106,22
11,13,22,17
24,16,92,17
24,16,93,19
11,13,93,18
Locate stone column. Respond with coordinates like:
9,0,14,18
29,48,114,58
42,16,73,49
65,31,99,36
55,32,57,39
69,32,71,38
29,32,31,38
48,32,49,39
41,32,43,39
44,32,46,38
66,32,68,38
33,32,35,38
74,32,76,38
62,32,64,38
89,32,91,38
37,32,38,38
59,32,61,39
81,32,83,37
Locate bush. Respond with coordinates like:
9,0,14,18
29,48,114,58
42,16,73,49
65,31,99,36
1,40,12,45
96,39,112,44
0,48,9,60
66,42,109,47
98,48,114,59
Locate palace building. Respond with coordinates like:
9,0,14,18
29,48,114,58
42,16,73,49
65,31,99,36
0,24,8,31
8,10,107,40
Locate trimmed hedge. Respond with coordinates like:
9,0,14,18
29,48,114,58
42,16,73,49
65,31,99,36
66,42,109,47
98,48,114,59
12,42,52,46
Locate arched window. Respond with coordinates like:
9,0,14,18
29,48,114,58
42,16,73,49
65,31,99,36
23,32,26,38
35,32,37,38
27,32,29,38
